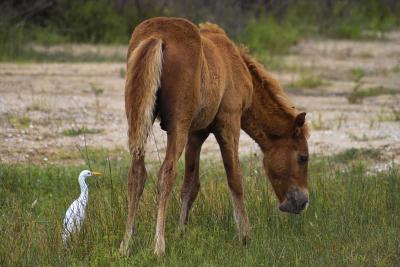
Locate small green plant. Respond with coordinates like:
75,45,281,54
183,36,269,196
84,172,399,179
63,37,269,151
392,64,400,73
90,83,104,122
369,117,376,129
90,83,104,97
335,113,348,129
26,103,50,112
378,106,400,122
26,96,52,113
347,85,398,104
6,114,31,129
119,67,126,78
358,52,373,59
62,127,102,137
348,133,369,142
289,74,326,89
330,148,382,164
390,106,400,121
243,16,299,54
310,113,329,130
349,68,365,82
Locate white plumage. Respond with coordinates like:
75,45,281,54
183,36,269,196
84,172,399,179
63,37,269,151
62,170,102,244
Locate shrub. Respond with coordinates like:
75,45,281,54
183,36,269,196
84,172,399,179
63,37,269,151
242,16,300,54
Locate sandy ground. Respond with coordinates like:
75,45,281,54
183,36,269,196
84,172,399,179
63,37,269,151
1,32,399,167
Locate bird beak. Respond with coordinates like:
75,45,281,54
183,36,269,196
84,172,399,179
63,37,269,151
91,171,102,177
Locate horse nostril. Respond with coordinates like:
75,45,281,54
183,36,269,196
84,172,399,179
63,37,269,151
299,199,308,210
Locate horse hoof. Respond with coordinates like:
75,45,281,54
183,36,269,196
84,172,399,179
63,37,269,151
154,247,165,257
154,240,165,257
119,241,130,256
241,235,250,246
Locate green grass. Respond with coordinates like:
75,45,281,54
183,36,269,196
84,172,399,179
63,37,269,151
6,113,32,129
377,106,400,122
1,148,399,265
242,16,300,55
288,74,326,89
62,127,103,137
0,48,126,63
349,68,365,82
330,148,383,164
347,86,399,104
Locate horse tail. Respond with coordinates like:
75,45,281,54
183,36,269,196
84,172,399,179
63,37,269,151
125,37,163,156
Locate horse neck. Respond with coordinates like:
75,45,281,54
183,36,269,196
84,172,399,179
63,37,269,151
241,78,295,152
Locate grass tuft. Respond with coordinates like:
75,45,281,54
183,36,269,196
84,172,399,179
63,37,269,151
6,113,32,129
349,68,365,82
119,67,126,78
289,74,326,89
330,148,382,164
62,127,103,137
347,85,398,104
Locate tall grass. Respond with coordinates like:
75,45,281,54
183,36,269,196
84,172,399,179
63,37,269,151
0,149,399,265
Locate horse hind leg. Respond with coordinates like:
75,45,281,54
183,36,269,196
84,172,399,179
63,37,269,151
180,131,209,225
154,129,188,256
119,154,148,256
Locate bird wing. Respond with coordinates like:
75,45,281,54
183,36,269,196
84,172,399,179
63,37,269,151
63,199,87,239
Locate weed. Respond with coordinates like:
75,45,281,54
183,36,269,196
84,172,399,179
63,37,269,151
6,113,31,129
289,74,326,89
90,84,104,123
62,127,103,137
335,113,348,129
349,68,365,82
377,106,400,122
348,133,369,142
392,65,400,73
26,96,53,113
330,148,383,164
358,52,374,59
310,113,329,130
347,85,398,104
90,84,104,97
390,106,400,121
119,67,126,78
242,16,300,54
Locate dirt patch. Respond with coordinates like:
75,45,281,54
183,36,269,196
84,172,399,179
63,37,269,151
1,33,399,167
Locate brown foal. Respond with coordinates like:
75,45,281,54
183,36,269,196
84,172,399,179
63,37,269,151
119,17,310,257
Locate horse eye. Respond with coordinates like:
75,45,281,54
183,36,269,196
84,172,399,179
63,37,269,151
298,154,309,164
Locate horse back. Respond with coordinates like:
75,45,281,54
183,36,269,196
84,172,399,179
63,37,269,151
127,18,252,132
129,17,203,131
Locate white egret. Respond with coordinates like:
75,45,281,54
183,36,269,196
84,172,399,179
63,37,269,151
62,170,102,244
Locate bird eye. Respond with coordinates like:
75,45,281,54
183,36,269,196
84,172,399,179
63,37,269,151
298,154,309,164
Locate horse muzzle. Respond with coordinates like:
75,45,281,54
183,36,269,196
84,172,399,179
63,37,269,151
278,188,309,214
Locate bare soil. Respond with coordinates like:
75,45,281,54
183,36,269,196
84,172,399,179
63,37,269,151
1,33,399,168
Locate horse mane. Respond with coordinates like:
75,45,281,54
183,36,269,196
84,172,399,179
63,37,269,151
199,22,226,34
239,45,310,138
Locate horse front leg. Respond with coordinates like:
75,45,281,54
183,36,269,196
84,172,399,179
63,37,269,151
215,114,250,245
154,129,188,256
180,131,209,225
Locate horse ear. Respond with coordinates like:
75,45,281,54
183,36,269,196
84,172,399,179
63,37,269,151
294,112,306,127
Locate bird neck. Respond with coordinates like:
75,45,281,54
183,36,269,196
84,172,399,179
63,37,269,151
78,177,89,203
